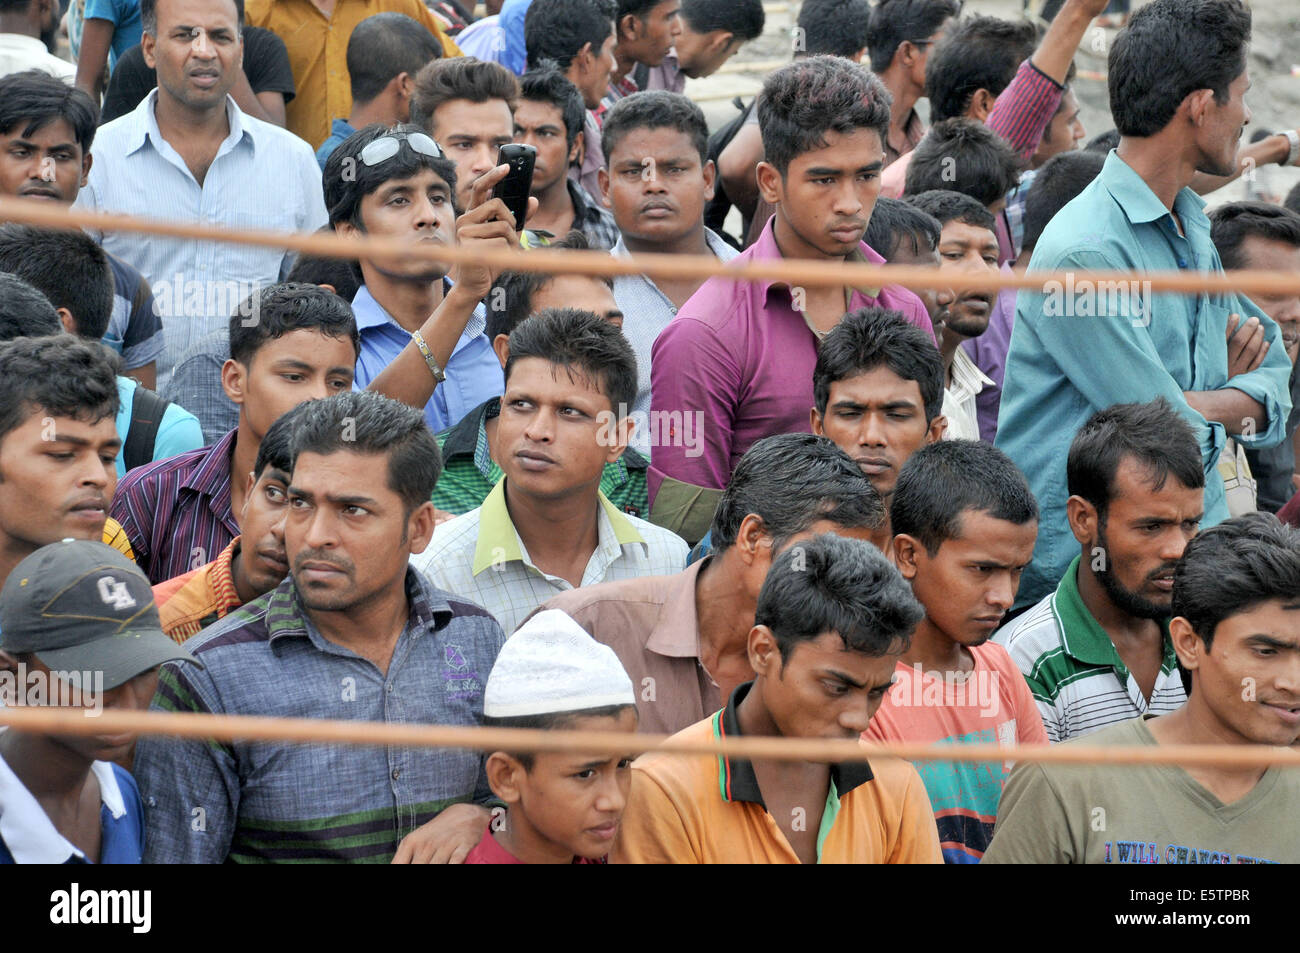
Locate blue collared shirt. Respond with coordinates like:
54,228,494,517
351,282,503,433
75,90,328,387
997,151,1293,607
133,568,506,863
315,117,356,170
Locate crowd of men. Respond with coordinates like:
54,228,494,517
0,0,1299,865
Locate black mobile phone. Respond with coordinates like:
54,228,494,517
491,143,536,231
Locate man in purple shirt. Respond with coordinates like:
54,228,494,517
648,56,934,543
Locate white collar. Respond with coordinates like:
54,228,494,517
0,751,125,864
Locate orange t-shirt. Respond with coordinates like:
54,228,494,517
613,687,942,864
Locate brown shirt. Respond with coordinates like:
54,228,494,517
884,108,927,169
532,560,720,736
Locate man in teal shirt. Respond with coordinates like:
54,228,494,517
996,0,1295,608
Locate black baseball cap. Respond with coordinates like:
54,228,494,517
0,540,199,690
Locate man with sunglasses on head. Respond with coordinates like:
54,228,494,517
324,124,535,433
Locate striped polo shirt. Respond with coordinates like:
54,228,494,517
992,555,1187,743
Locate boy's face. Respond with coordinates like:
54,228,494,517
0,411,119,555
600,125,713,247
758,127,885,260
1174,601,1300,747
342,167,457,283
285,449,435,613
1032,88,1085,168
885,235,951,330
430,98,515,211
894,509,1037,645
752,629,901,740
1235,235,1300,362
574,28,618,110
675,26,743,79
529,277,622,329
620,0,681,67
934,219,998,339
812,367,944,500
513,98,576,196
0,117,88,204
496,708,639,861
237,464,293,596
224,329,356,442
495,356,631,501
1194,69,1250,178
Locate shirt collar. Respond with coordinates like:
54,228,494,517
129,88,250,158
181,427,237,502
209,535,244,616
749,215,882,301
1053,554,1176,673
644,558,708,658
265,566,450,646
353,281,476,336
470,479,644,576
442,397,498,461
0,755,125,864
1100,150,1207,227
713,682,874,808
610,226,734,262
948,347,994,401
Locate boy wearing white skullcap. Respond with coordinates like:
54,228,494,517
465,609,639,864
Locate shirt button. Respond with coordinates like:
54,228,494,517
386,683,394,694
392,768,401,781
147,796,157,807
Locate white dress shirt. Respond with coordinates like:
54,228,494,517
942,346,995,441
0,33,76,80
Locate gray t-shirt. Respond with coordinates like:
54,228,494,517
983,717,1299,864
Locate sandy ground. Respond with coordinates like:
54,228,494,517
686,0,1300,208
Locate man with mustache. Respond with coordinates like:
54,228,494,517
995,399,1205,743
904,190,1000,442
649,56,932,545
134,390,508,864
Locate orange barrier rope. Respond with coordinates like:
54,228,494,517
5,196,1300,298
2,705,1298,769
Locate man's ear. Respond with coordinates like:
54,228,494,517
969,88,996,121
1066,494,1098,548
222,357,248,405
405,500,438,556
617,13,640,42
1169,616,1204,674
491,333,510,368
485,752,526,806
1184,88,1214,127
746,624,781,677
600,409,633,464
926,414,947,444
755,160,783,206
80,150,93,190
241,470,256,521
701,157,717,202
708,30,735,57
56,307,77,335
891,532,922,580
736,512,770,568
567,133,582,166
141,29,157,70
597,166,611,208
810,406,824,435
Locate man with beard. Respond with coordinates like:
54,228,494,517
995,399,1204,742
904,190,999,441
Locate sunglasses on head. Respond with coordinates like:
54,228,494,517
358,131,443,167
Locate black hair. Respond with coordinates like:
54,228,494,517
865,196,941,261
346,12,442,105
1021,149,1105,252
903,119,1022,207
324,123,459,228
0,335,119,445
519,66,586,149
410,56,520,135
525,0,618,70
600,89,709,166
483,704,637,770
925,15,1036,123
755,533,923,663
0,272,61,342
795,0,872,59
891,440,1038,556
285,236,364,303
1172,513,1300,651
1208,201,1300,271
504,307,637,416
1085,128,1120,154
253,402,303,480
710,432,886,551
0,224,113,341
1285,181,1300,218
141,0,241,35
814,307,944,423
1108,0,1251,138
228,282,360,367
0,69,98,156
288,390,441,515
904,188,996,232
681,0,764,40
866,0,962,73
1067,398,1205,520
758,55,891,176
485,231,609,341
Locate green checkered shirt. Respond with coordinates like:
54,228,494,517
433,397,650,518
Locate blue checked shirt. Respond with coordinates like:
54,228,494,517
75,90,328,388
133,568,506,864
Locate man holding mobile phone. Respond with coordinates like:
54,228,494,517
323,123,537,433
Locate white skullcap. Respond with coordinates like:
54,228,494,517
484,609,636,718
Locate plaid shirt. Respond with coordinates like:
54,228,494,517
153,536,245,642
519,182,620,250
414,478,687,635
160,328,239,446
110,429,239,584
433,397,650,518
135,567,505,863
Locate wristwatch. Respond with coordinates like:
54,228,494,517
1280,129,1300,168
412,329,446,385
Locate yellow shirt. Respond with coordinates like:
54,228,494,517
245,0,461,148
103,517,135,561
613,684,944,864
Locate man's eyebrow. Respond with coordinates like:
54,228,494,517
823,668,868,690
606,309,625,319
270,359,314,371
9,136,76,150
1244,633,1300,651
46,433,121,450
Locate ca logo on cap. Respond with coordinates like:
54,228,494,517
97,575,137,611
